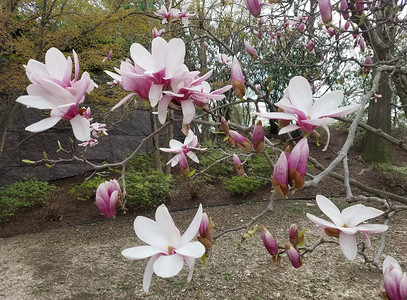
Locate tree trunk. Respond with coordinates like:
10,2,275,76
362,72,393,164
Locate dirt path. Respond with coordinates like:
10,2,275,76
2,200,404,300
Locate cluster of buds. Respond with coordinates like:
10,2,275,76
272,138,309,198
198,213,213,251
96,179,122,218
262,224,304,268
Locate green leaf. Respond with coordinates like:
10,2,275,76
22,159,36,164
188,169,196,177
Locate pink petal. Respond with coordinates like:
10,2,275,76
180,204,203,245
383,256,401,274
181,100,196,124
26,116,61,132
122,246,163,260
176,241,205,258
111,93,137,111
315,195,344,227
153,254,184,278
341,204,384,227
339,232,357,260
151,37,168,68
383,274,398,300
186,151,199,163
70,115,90,141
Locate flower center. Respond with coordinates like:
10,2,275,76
324,228,340,239
167,246,176,255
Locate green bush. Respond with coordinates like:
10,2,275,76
223,176,262,196
125,170,173,210
69,176,105,201
246,150,273,179
0,177,58,222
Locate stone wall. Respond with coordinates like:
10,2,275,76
0,105,182,185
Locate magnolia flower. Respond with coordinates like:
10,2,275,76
231,56,245,99
244,42,259,59
96,180,122,218
244,0,266,17
178,7,195,26
258,76,359,150
272,150,289,198
233,153,245,176
383,256,407,300
285,244,302,268
307,195,388,260
227,130,252,153
160,130,206,175
287,137,309,189
262,226,279,256
155,5,180,24
304,39,316,53
217,53,232,65
90,122,108,137
252,120,265,152
197,212,213,250
318,0,332,23
16,47,96,141
103,50,113,62
152,27,165,38
78,138,98,148
122,204,205,292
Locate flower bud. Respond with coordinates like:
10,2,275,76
252,120,265,153
197,212,213,250
233,154,245,176
340,0,349,19
262,226,279,256
288,138,309,189
221,117,230,135
285,244,302,268
244,42,259,60
244,0,264,17
272,150,289,198
228,130,252,153
318,0,332,23
96,179,122,218
231,56,245,99
344,21,350,30
178,151,190,176
363,55,372,75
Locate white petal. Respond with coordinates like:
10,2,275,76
143,254,160,292
316,195,344,227
339,232,358,260
151,37,168,68
70,115,90,141
181,100,195,124
165,38,185,78
130,43,155,71
180,204,202,245
186,151,199,163
169,139,183,150
176,241,205,258
184,256,196,282
45,47,69,81
257,112,297,120
149,84,163,107
134,216,169,251
288,76,313,115
155,204,181,247
383,256,400,274
16,95,55,109
310,90,344,119
306,213,337,228
355,224,388,234
153,254,184,278
121,246,163,260
157,95,172,124
26,116,61,132
278,124,300,135
341,204,384,227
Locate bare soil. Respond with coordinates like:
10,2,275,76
1,129,407,299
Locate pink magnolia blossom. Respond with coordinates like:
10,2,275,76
285,244,302,268
307,195,388,260
258,76,359,150
78,138,98,148
178,7,195,26
16,47,96,141
203,42,209,49
157,69,232,125
383,256,407,300
152,27,165,38
287,137,309,189
103,49,113,62
217,53,232,65
231,56,245,99
272,150,289,198
159,130,206,174
244,0,266,17
155,5,180,24
122,204,205,292
252,120,265,152
318,0,332,23
244,42,259,60
90,122,108,137
96,179,122,218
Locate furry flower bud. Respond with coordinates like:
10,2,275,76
231,56,245,99
252,120,265,153
272,150,289,198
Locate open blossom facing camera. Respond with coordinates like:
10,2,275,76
122,204,205,292
258,76,359,150
159,130,206,175
307,195,388,260
16,47,97,141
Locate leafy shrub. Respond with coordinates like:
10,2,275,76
0,177,58,222
69,176,105,201
198,146,234,182
223,176,262,196
125,170,173,210
246,150,273,179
